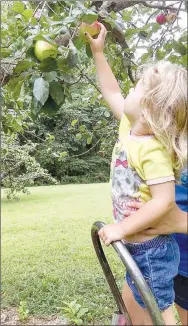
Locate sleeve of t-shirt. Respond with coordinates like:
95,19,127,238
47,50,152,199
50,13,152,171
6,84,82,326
119,114,131,137
140,142,175,186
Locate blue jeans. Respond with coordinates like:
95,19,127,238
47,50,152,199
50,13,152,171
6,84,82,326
125,235,180,311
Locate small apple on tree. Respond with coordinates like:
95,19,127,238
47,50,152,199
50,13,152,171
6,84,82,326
34,40,57,61
156,13,167,25
79,21,101,42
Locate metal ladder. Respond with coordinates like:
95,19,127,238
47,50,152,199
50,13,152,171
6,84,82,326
91,221,165,325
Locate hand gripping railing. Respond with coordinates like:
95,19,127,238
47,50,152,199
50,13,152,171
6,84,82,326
91,222,165,326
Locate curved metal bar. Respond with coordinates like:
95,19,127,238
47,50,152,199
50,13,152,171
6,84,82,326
91,222,132,325
91,221,165,326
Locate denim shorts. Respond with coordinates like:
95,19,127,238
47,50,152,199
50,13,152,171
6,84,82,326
125,235,180,311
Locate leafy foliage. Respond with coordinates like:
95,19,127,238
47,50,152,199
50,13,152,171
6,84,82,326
61,300,89,325
18,301,29,322
1,133,57,199
1,0,187,198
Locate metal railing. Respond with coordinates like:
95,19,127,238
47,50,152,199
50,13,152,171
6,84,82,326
91,221,165,326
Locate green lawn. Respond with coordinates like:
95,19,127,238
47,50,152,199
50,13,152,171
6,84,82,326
2,184,125,325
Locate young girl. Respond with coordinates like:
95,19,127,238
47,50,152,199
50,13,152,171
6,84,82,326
85,23,187,325
122,183,188,326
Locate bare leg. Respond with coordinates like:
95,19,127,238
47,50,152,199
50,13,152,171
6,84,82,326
175,304,188,325
122,281,177,325
122,280,146,325
142,305,177,325
162,305,177,325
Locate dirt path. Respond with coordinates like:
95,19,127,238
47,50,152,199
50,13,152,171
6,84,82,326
1,309,68,325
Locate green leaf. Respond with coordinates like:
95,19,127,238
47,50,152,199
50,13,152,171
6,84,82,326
7,76,25,100
61,17,76,24
77,308,89,319
52,152,59,158
14,60,35,73
39,58,58,72
125,28,137,39
104,111,110,118
104,17,116,28
43,71,58,82
64,86,72,101
57,56,69,70
86,44,92,58
1,49,12,58
25,47,39,63
59,151,68,158
74,38,84,50
79,125,86,132
122,10,132,21
22,9,33,20
11,1,25,13
41,96,59,116
76,133,82,140
138,31,148,40
181,54,187,67
86,135,92,145
82,13,98,24
71,119,78,127
172,41,187,56
33,77,49,105
140,50,153,64
31,97,42,115
67,48,78,67
156,49,166,60
73,318,82,325
110,11,117,19
151,22,161,33
11,119,23,132
49,81,65,106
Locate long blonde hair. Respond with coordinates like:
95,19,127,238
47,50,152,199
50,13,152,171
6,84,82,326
137,61,187,177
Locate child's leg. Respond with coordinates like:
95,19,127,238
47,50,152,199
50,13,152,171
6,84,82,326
142,304,177,325
162,305,177,325
176,304,188,326
122,280,145,325
122,281,177,325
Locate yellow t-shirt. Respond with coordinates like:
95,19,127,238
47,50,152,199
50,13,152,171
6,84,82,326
110,114,175,223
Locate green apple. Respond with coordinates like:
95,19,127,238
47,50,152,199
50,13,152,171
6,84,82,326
34,40,57,61
79,21,101,42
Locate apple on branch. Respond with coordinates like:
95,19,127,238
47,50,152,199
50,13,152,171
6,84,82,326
34,40,57,62
79,21,101,42
156,13,167,25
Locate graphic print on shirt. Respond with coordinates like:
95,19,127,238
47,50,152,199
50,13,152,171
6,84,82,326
111,141,142,223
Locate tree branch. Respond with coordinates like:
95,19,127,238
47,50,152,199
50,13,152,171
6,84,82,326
140,0,185,11
99,1,141,12
176,0,184,16
98,0,185,13
135,9,160,48
76,65,101,93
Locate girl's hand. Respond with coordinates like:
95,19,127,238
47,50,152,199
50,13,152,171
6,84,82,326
124,200,186,235
123,201,144,217
98,223,126,246
85,22,107,54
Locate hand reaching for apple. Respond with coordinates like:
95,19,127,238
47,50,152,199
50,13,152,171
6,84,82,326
83,22,107,54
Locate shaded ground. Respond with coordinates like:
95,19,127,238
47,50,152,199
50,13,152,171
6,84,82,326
1,309,67,325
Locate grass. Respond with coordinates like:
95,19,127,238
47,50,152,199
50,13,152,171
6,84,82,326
2,184,125,325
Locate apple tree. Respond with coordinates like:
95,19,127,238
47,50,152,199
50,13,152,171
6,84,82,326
1,0,187,198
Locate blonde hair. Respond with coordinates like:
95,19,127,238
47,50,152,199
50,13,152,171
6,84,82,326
137,61,187,177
